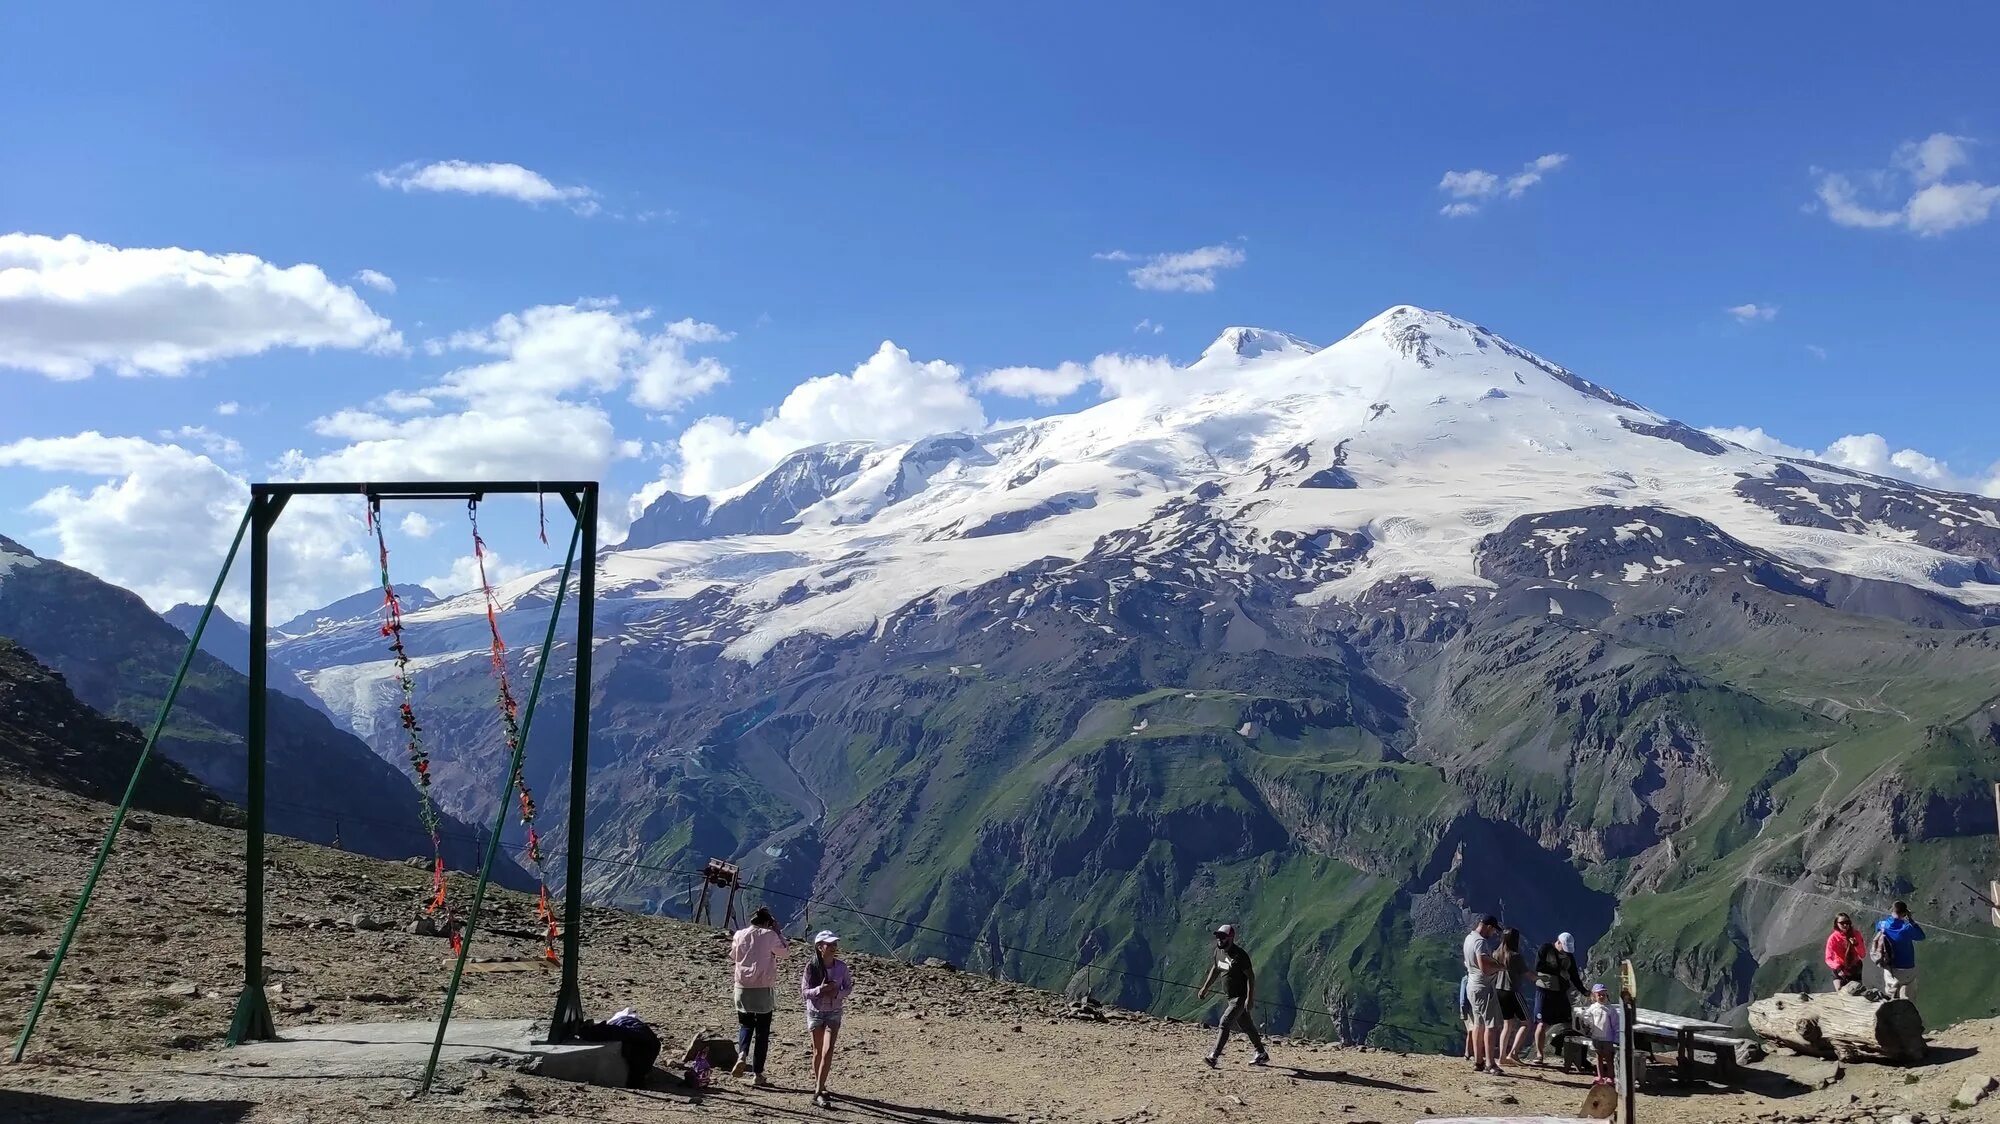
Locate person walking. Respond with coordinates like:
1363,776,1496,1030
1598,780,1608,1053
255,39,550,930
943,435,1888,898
728,906,786,1085
1874,901,1926,1000
1531,932,1586,1064
1494,927,1532,1065
1461,916,1503,1074
802,930,853,1108
1823,913,1865,991
1197,923,1270,1067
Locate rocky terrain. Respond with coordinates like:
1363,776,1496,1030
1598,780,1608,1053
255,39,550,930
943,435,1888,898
5,781,1999,1124
0,535,520,886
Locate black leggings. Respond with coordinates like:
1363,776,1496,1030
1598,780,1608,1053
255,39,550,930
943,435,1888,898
736,1011,773,1074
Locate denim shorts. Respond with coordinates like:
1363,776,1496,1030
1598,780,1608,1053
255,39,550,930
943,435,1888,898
807,1009,843,1031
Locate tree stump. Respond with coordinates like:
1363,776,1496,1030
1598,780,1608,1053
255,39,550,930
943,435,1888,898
1747,991,1926,1064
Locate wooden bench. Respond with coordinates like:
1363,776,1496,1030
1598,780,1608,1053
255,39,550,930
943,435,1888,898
1632,1009,1738,1086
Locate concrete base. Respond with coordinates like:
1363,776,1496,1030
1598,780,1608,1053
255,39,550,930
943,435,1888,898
225,1018,630,1088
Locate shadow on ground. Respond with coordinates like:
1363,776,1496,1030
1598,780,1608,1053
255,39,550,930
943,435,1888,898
0,1089,254,1124
1286,1067,1433,1093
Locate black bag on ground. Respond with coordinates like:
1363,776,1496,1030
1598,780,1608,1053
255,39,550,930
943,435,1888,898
576,1017,662,1088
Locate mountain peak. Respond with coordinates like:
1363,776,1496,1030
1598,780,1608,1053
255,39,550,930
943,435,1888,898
1198,326,1318,365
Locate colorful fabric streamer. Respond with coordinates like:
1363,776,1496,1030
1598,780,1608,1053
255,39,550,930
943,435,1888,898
367,501,449,922
469,499,560,963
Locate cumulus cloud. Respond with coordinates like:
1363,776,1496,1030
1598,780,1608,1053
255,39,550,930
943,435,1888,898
1728,303,1778,323
287,300,732,486
0,432,373,616
1704,425,2000,497
216,400,241,416
422,546,530,598
399,511,436,539
159,424,243,459
1134,318,1165,334
1095,244,1246,293
373,160,600,215
0,232,400,379
353,269,396,293
1812,133,2000,237
1438,154,1568,215
666,342,986,495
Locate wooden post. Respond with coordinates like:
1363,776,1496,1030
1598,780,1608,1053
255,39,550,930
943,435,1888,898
1619,959,1638,1124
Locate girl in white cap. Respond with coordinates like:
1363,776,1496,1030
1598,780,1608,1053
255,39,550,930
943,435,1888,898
802,930,853,1108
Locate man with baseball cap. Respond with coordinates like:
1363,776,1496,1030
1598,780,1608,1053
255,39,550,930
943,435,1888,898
1197,923,1270,1067
1462,915,1504,1073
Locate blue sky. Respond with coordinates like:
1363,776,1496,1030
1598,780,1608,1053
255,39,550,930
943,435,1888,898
3,1,1997,615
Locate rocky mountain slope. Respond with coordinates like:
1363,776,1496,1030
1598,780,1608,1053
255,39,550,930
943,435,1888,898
4,780,1997,1124
0,535,523,886
0,638,223,820
210,307,2000,1043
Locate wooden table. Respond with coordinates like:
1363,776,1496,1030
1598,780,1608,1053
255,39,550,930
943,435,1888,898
1631,1008,1734,1086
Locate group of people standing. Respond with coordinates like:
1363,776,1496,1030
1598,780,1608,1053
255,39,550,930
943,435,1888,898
728,907,853,1108
1459,916,1596,1076
1822,901,1926,999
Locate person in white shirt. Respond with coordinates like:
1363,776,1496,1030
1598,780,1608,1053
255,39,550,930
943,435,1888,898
1460,915,1503,1073
1581,983,1621,1082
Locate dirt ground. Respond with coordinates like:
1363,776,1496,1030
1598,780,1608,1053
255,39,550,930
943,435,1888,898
2,781,1995,1124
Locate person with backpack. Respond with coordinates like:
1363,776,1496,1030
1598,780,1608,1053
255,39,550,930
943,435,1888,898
1873,901,1926,1000
1823,912,1865,991
1532,932,1586,1064
802,930,853,1108
728,906,787,1086
1196,923,1270,1067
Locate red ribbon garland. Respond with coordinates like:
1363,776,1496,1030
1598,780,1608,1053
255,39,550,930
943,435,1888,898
367,502,449,921
469,500,559,963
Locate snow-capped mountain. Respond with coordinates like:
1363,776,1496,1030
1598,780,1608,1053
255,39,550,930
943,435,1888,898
560,304,1999,661
263,306,2000,1044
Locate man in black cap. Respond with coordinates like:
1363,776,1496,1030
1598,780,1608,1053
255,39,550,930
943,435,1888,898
1197,923,1270,1067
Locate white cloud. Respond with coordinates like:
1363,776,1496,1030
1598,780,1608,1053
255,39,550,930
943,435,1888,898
353,268,396,293
1134,318,1165,335
373,160,599,215
288,300,731,486
215,400,241,416
1805,345,1828,360
0,232,400,379
1812,134,2000,237
0,432,372,617
1704,425,1999,497
667,341,986,495
977,362,1093,403
1438,154,1568,215
977,354,1178,404
1728,303,1778,323
399,511,436,539
1896,134,1972,184
1096,244,1246,293
422,546,530,597
1439,169,1500,201
159,424,242,459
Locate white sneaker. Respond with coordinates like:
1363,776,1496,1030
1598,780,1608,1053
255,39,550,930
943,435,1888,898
1251,1051,1271,1066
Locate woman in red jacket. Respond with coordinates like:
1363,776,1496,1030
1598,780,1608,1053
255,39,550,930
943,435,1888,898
1823,913,1864,989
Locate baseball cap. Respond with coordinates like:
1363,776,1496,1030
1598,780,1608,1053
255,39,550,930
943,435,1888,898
1591,983,1609,994
1214,923,1236,939
813,930,840,945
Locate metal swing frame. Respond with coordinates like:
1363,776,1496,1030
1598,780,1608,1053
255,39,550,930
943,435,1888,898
11,480,600,1095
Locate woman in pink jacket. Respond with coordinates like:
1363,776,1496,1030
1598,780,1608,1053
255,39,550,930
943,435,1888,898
729,906,787,1085
1823,912,1864,989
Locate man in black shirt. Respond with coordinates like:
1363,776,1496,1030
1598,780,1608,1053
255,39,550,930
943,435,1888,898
1197,923,1270,1066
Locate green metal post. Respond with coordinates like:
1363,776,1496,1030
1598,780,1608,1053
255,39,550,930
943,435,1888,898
418,516,583,1095
9,504,254,1063
228,491,284,1044
547,484,596,1039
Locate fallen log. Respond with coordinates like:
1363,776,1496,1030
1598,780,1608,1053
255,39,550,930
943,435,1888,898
1747,990,1925,1064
